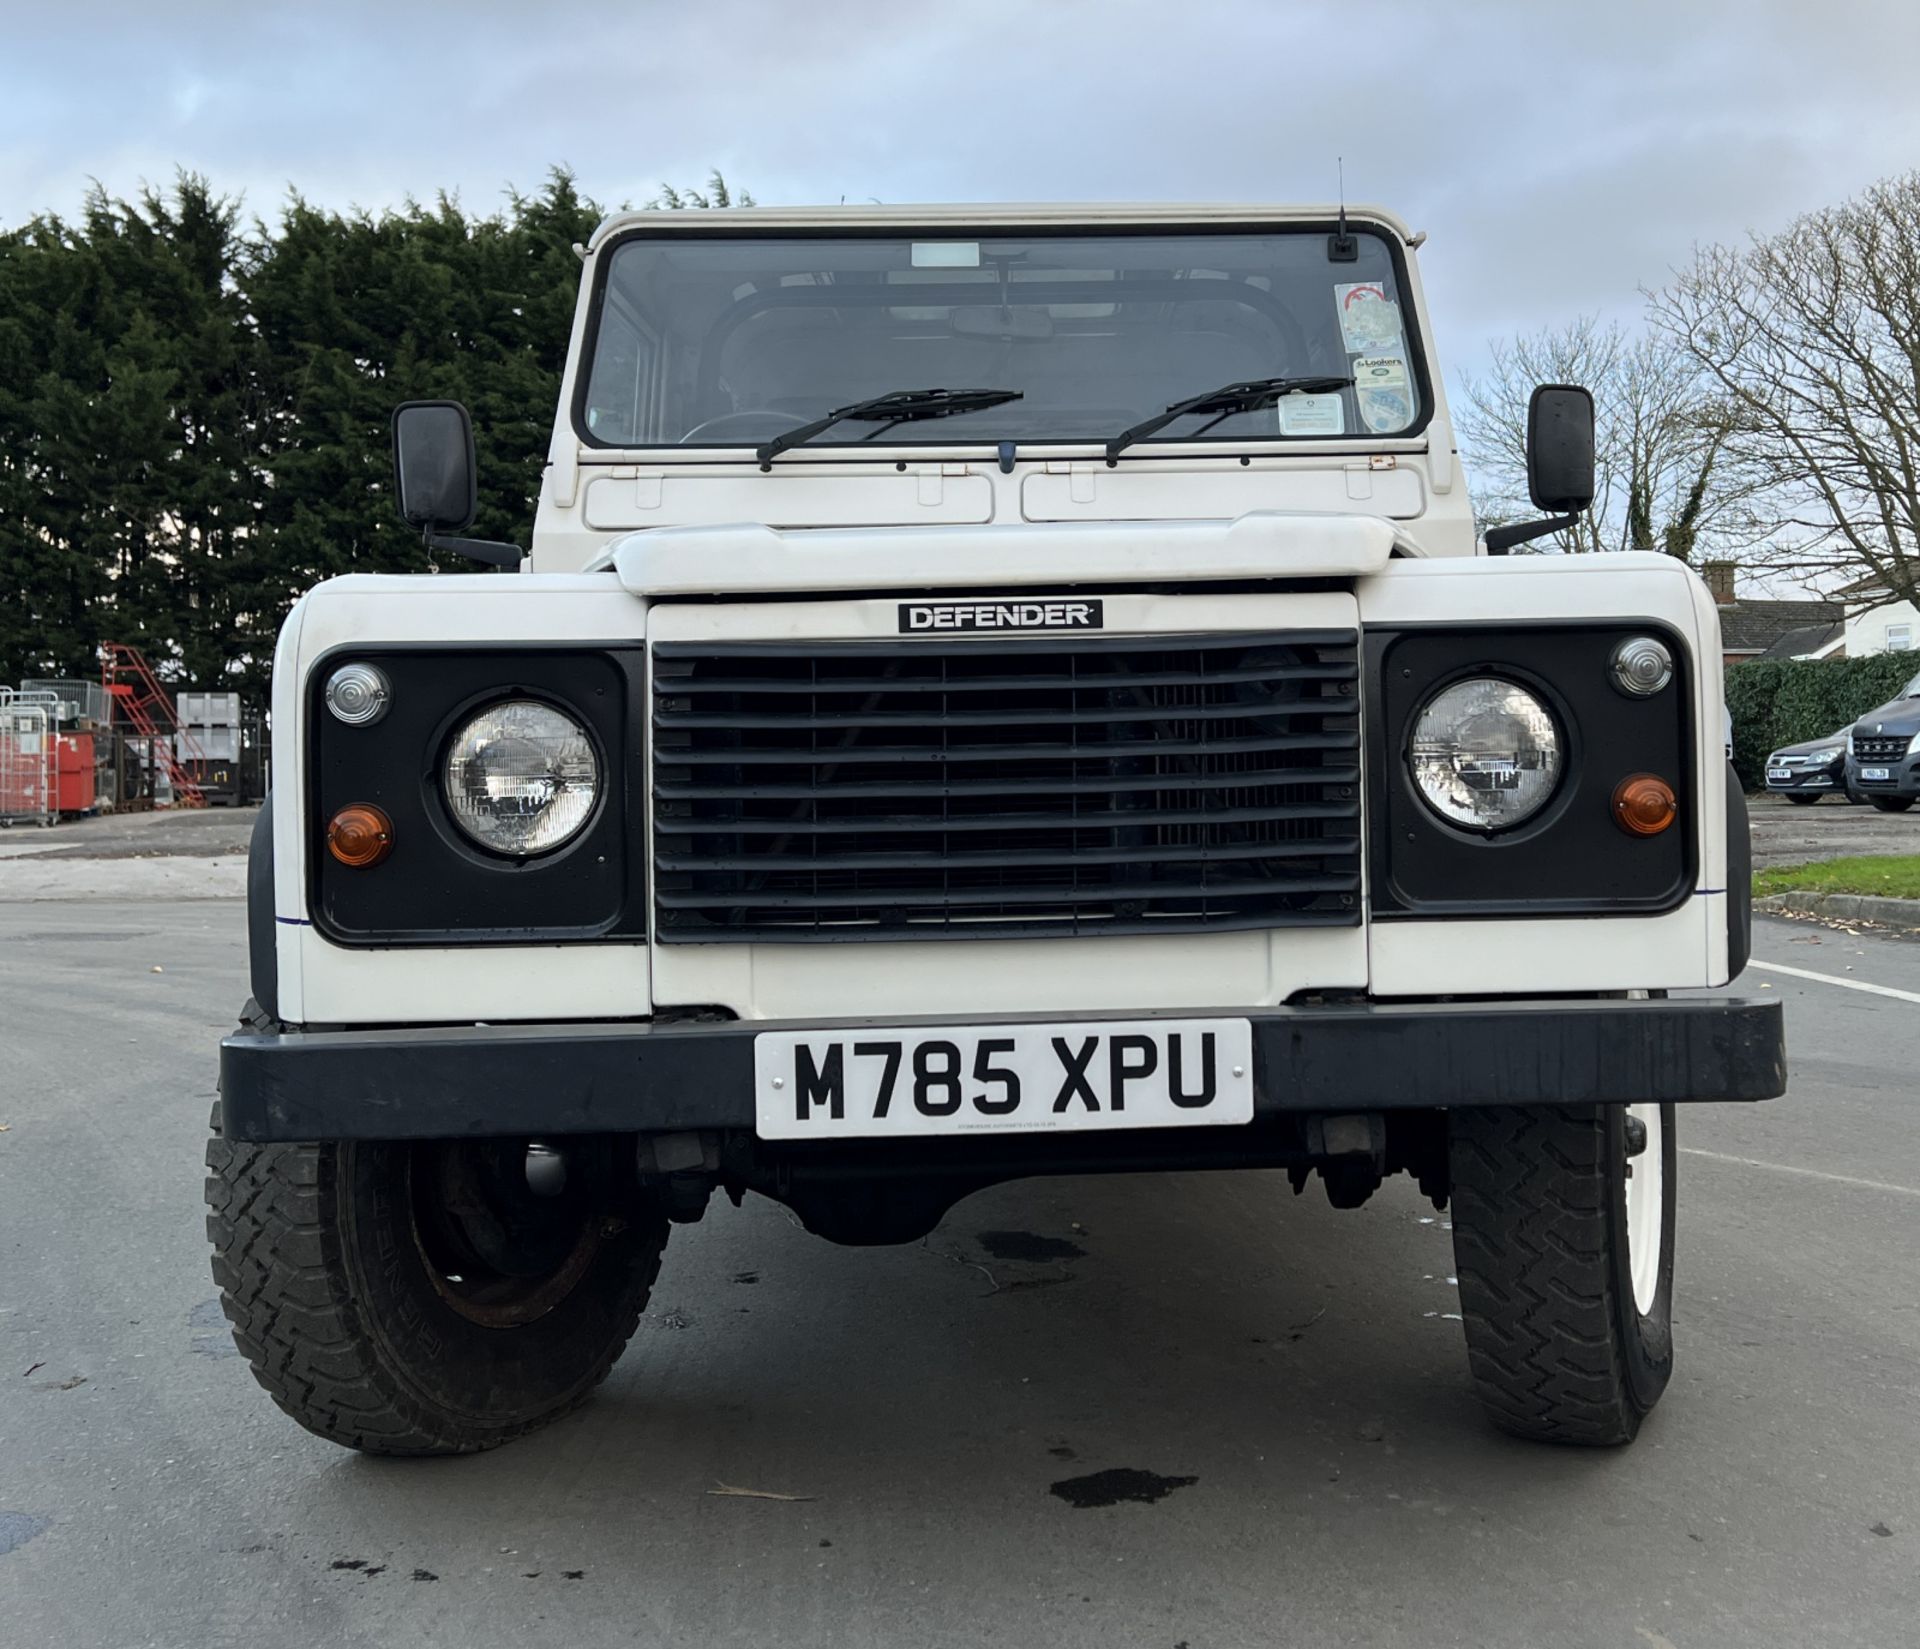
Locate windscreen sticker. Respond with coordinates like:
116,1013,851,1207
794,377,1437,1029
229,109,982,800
1352,354,1413,433
910,241,981,268
1335,281,1405,353
1277,392,1345,437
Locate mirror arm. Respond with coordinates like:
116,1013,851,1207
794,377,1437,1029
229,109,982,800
426,531,524,570
1483,513,1579,556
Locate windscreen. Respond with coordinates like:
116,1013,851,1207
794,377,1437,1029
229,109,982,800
578,228,1425,449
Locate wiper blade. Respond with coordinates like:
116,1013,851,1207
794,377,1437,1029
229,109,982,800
756,387,1024,465
1103,375,1353,462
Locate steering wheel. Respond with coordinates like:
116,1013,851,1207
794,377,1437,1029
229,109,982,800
679,409,812,444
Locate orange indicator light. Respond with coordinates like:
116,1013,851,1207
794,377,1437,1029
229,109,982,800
1612,775,1677,837
327,803,394,867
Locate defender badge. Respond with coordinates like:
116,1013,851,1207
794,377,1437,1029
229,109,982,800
898,599,1104,633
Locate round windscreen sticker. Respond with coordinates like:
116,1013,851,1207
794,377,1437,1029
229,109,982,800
1336,282,1404,353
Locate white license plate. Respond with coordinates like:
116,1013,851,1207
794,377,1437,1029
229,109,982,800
1863,767,1892,781
1767,768,1793,781
753,1018,1255,1140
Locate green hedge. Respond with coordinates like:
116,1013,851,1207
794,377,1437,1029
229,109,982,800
1724,654,1919,789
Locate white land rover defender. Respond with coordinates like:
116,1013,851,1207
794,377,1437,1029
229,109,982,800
208,204,1785,1455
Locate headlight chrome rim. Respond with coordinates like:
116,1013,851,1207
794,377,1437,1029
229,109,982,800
442,698,602,859
1408,675,1565,834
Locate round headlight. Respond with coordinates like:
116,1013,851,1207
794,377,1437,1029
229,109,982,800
443,700,599,856
1409,677,1563,832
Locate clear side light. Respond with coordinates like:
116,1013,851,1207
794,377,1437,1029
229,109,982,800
324,662,391,725
1610,636,1673,698
443,700,599,856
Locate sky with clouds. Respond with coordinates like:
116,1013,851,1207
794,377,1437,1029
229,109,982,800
4,0,1919,388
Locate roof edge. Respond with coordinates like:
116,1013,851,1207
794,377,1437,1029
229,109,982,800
585,201,1420,252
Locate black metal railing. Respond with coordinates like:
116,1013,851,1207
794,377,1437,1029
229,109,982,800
650,631,1362,942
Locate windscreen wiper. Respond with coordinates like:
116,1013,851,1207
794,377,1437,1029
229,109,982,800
1103,375,1354,463
756,387,1024,466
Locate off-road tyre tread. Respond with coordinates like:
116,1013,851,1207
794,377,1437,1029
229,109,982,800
205,1104,662,1456
1449,1106,1652,1447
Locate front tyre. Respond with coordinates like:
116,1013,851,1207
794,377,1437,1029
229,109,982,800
1870,796,1915,813
1785,792,1821,805
1449,1103,1675,1446
206,1111,667,1455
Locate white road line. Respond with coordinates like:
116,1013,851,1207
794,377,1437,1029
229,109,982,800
1750,959,1920,1005
1680,1147,1920,1198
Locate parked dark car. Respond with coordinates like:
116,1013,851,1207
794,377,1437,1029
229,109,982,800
1765,726,1855,803
1845,669,1920,813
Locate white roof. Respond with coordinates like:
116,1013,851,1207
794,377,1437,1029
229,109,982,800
586,201,1420,251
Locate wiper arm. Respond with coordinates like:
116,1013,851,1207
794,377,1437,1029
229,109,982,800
1103,375,1354,462
756,387,1024,465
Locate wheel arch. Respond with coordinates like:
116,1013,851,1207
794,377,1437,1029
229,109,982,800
1725,762,1751,980
248,794,279,1021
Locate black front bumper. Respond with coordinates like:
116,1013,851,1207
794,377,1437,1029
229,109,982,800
219,996,1786,1144
1847,756,1920,798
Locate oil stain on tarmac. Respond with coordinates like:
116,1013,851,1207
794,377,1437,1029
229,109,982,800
1048,1469,1199,1510
977,1230,1087,1263
1,1512,51,1555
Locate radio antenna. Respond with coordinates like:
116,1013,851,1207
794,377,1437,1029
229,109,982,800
1329,156,1357,262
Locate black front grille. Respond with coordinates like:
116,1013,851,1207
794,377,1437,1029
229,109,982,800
650,631,1362,942
1853,734,1910,764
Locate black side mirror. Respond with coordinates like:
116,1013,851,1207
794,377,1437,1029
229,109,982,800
1485,384,1597,554
389,400,523,569
392,400,477,532
1526,383,1595,514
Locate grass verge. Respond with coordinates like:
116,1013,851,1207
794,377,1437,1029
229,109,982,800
1754,854,1920,901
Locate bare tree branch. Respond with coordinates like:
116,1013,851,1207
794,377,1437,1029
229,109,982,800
1456,317,1765,561
1647,171,1920,601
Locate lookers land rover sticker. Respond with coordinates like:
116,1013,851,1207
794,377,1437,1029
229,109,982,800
898,599,1104,632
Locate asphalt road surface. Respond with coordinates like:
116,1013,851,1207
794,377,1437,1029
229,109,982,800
1747,788,1920,870
0,806,255,861
2,900,1916,1649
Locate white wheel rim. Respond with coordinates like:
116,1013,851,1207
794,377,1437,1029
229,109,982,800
1625,1103,1664,1316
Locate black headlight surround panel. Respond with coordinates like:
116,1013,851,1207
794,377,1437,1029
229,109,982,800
308,646,646,946
1367,623,1695,918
